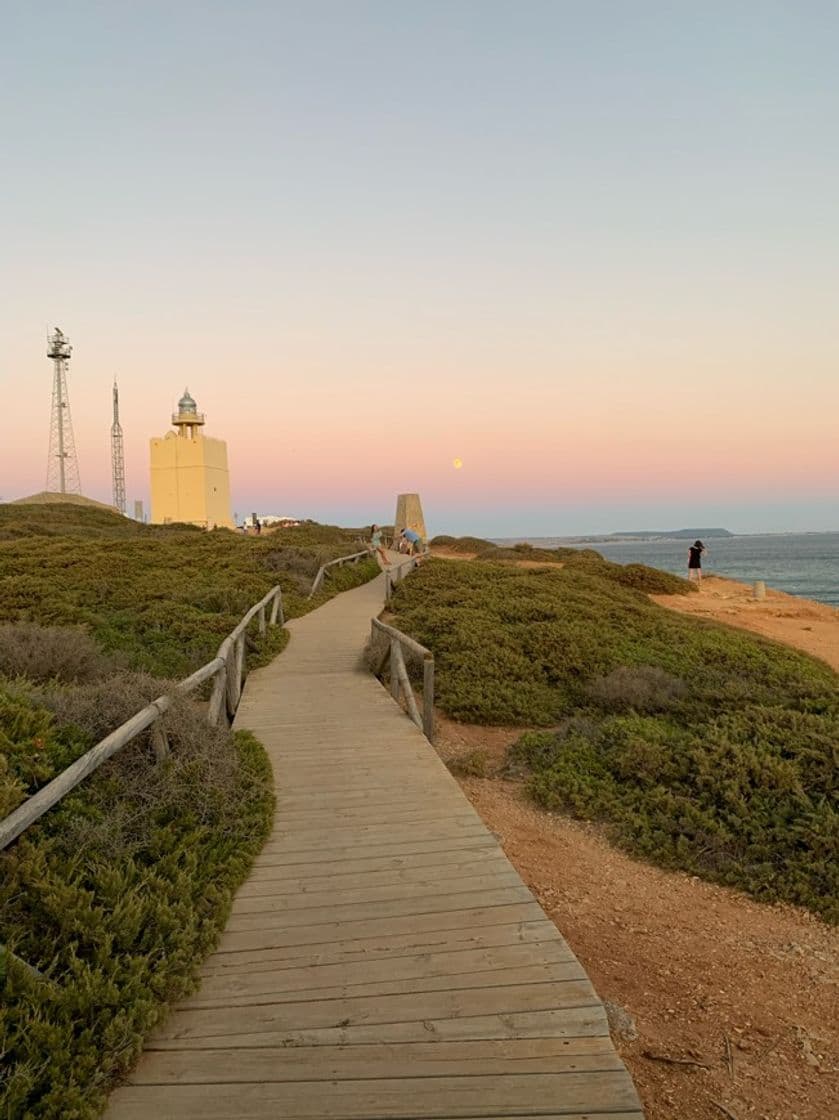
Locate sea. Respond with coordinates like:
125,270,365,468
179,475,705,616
495,533,839,607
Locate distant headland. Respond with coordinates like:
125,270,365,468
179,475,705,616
495,528,735,546
609,528,734,541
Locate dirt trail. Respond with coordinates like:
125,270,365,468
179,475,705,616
436,719,839,1120
653,575,839,671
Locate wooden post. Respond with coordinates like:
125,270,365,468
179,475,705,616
392,641,422,729
384,571,392,604
226,637,243,716
236,633,245,695
270,588,283,625
207,666,226,727
258,605,266,635
389,639,400,700
753,580,766,601
423,654,435,741
151,720,170,761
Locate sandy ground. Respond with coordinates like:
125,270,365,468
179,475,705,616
653,575,839,673
436,719,838,1120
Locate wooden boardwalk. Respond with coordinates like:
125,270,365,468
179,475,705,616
106,571,642,1119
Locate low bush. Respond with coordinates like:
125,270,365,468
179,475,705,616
447,750,489,778
429,535,496,553
586,665,688,713
0,622,117,683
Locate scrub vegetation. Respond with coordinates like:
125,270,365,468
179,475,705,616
389,558,838,922
0,503,379,1117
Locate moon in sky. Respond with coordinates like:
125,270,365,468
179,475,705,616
453,458,463,469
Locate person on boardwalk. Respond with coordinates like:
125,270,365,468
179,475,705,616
369,524,388,566
400,527,425,556
688,539,707,585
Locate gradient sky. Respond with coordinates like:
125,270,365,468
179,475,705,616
1,1,837,535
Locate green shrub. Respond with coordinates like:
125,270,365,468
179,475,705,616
429,535,496,553
512,708,839,921
448,750,489,778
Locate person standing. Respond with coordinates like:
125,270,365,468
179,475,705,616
369,524,388,566
687,539,707,585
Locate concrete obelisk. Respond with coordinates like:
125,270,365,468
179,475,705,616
394,493,427,540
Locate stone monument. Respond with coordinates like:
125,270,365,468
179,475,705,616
394,493,427,540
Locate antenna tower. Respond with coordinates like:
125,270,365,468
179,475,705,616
111,380,126,514
46,327,81,494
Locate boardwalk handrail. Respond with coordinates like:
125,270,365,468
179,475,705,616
309,550,370,598
0,584,285,852
384,554,422,603
371,615,435,741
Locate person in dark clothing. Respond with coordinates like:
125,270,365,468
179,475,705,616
687,540,707,585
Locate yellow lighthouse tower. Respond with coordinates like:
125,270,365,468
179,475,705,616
149,390,233,528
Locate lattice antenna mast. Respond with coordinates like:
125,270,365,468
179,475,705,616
46,327,81,493
111,380,126,514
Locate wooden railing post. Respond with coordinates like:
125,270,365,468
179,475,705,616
151,718,170,761
207,664,227,727
423,654,435,740
258,604,266,635
391,642,422,729
270,588,283,626
226,637,242,716
389,639,400,700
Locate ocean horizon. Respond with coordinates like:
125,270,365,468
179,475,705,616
492,531,839,607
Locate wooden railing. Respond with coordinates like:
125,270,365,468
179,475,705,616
371,616,435,741
0,585,284,852
308,550,370,598
384,554,422,603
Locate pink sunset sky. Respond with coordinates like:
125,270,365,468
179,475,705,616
1,4,837,535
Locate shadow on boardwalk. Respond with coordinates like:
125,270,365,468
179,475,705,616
105,570,643,1119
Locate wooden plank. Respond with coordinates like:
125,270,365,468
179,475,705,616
181,961,588,1011
106,1072,638,1117
201,919,561,975
259,823,492,855
192,942,578,999
235,855,514,895
223,886,534,933
247,837,499,868
152,982,601,1041
127,1037,623,1083
145,1005,610,1052
231,870,523,914
215,901,548,954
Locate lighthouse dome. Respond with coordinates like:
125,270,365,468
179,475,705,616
178,389,197,414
